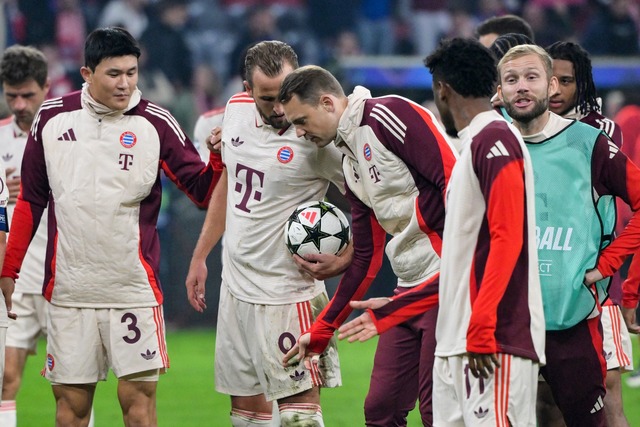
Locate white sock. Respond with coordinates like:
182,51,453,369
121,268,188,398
0,400,17,427
230,408,272,426
88,406,95,427
279,403,324,427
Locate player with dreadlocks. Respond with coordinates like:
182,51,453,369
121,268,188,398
543,40,631,427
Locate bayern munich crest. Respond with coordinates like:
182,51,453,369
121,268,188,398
363,143,372,161
47,353,55,370
277,146,294,163
120,131,137,148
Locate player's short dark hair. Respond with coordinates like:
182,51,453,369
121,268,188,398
84,27,141,71
490,33,534,61
424,38,497,98
278,65,344,106
244,41,299,87
476,14,534,41
546,41,599,115
0,45,48,87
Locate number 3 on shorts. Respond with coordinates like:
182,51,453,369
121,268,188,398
121,312,141,344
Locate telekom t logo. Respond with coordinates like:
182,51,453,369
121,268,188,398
234,163,265,212
119,153,134,170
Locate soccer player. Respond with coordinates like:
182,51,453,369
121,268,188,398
278,65,457,426
0,27,223,426
476,14,535,48
185,41,347,426
422,37,545,426
543,40,632,427
497,43,640,427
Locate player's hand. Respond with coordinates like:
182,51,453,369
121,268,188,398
5,167,20,204
622,305,640,334
185,259,207,312
0,277,17,320
337,298,391,342
292,242,353,280
282,333,320,370
467,352,500,379
206,126,222,153
583,268,604,286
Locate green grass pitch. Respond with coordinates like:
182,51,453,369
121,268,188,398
14,329,640,425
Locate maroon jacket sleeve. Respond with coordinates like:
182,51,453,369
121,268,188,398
138,100,222,208
305,183,387,354
466,126,529,354
593,134,640,276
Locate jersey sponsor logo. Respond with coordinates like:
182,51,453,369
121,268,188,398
2,153,13,162
57,128,77,141
363,143,372,160
234,163,265,213
231,136,244,147
120,131,137,148
277,146,294,163
369,164,382,183
47,353,55,371
141,349,157,360
535,226,573,251
486,140,509,159
119,153,134,171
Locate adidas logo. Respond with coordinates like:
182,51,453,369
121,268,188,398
607,140,618,159
141,349,157,360
590,395,604,413
57,128,77,141
486,141,509,159
474,406,489,419
302,211,318,224
289,370,305,381
605,351,613,361
231,136,244,147
2,153,12,162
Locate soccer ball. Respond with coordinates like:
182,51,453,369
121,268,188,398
284,201,351,259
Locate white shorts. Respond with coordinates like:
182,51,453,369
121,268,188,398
433,354,538,427
44,304,169,384
5,292,47,352
215,283,341,401
601,304,633,372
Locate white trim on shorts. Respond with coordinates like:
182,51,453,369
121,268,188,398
602,304,633,371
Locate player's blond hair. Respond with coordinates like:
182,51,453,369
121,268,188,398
497,44,553,81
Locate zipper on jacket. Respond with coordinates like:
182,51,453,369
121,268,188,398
97,117,102,138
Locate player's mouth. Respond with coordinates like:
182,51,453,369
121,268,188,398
514,97,533,108
549,99,564,110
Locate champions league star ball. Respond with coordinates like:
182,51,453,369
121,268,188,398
285,201,351,259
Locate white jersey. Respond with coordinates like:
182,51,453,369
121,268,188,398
193,107,225,161
221,92,345,304
0,117,47,294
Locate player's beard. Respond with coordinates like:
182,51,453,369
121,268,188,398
261,110,289,129
504,96,549,124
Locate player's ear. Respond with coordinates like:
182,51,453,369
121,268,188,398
243,80,252,96
80,66,93,84
320,95,334,112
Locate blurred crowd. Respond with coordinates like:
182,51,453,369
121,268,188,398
1,0,640,135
